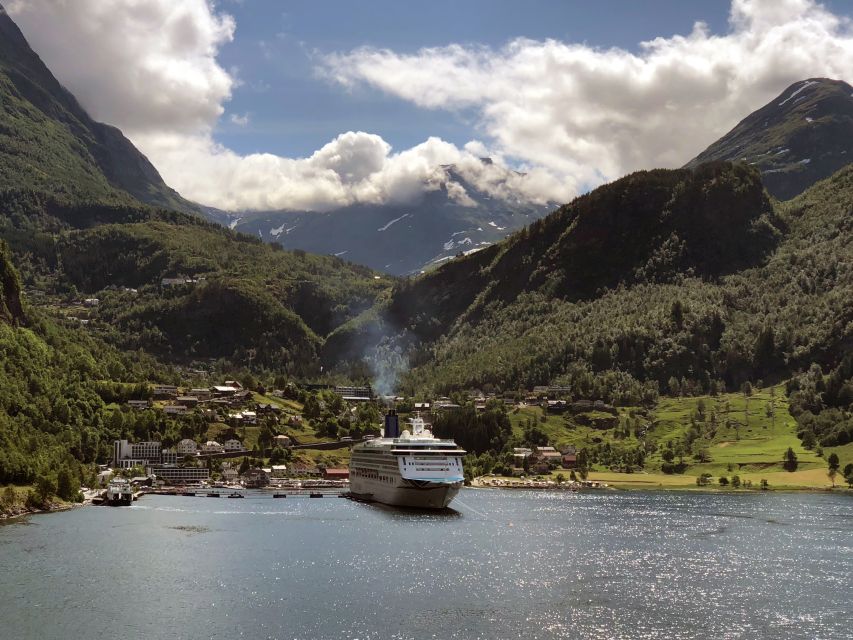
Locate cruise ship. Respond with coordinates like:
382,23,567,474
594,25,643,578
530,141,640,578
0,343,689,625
349,410,466,509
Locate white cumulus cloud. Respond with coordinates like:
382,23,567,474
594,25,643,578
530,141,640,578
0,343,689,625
323,0,853,195
6,0,853,212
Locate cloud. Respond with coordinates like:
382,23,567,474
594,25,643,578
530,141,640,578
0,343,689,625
7,0,235,136
323,0,853,194
230,112,250,126
7,0,853,212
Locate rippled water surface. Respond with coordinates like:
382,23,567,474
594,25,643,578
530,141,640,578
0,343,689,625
0,489,850,639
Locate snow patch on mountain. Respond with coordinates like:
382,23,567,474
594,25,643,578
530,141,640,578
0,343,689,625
778,80,817,106
377,213,410,232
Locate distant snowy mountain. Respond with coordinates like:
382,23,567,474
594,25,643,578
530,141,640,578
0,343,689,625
212,161,555,275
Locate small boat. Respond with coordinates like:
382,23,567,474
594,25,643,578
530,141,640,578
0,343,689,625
227,492,244,498
273,493,287,498
206,492,220,498
309,492,323,498
181,491,196,497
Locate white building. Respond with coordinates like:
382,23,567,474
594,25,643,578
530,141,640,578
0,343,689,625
202,440,224,454
160,449,178,465
224,439,244,452
113,439,162,465
176,439,198,456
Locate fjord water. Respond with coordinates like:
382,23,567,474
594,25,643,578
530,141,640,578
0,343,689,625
0,490,850,640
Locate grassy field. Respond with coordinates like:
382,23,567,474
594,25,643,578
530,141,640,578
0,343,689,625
506,386,849,490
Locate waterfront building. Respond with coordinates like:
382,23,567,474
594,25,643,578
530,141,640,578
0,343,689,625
151,466,210,483
270,465,288,478
322,468,349,480
113,439,162,465
160,449,178,465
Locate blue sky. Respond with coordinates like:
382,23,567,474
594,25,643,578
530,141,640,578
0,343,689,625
214,0,736,157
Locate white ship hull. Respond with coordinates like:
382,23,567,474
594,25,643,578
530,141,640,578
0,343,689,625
350,476,462,509
349,413,466,509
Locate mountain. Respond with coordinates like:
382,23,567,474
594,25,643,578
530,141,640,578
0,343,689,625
221,162,554,275
686,78,853,200
0,2,196,212
328,160,852,401
0,5,390,374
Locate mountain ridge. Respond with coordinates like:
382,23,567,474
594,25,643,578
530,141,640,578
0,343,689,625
686,77,853,200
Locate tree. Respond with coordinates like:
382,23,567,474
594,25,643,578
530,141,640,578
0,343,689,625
731,475,741,488
56,467,78,501
783,447,798,472
760,478,769,490
843,463,853,488
555,473,565,484
718,476,729,486
827,453,840,487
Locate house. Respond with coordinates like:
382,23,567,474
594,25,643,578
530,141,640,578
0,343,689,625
201,440,224,454
176,439,198,456
512,447,532,468
242,468,269,488
256,403,280,414
224,380,243,390
221,467,239,482
153,385,179,398
83,298,99,307
270,465,288,478
322,468,350,480
224,439,244,452
273,434,291,448
546,400,568,413
163,405,188,415
190,388,212,401
536,446,562,463
241,410,257,424
176,396,199,407
288,464,321,477
561,452,578,469
212,385,239,397
127,399,151,409
414,402,431,411
287,415,303,427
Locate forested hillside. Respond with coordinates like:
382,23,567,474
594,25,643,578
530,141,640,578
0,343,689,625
329,162,852,403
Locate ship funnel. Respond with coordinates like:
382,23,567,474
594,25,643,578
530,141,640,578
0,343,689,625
384,409,400,438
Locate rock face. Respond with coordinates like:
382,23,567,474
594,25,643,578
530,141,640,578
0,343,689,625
686,78,853,200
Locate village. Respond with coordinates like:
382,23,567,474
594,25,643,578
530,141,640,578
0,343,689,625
96,380,603,495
